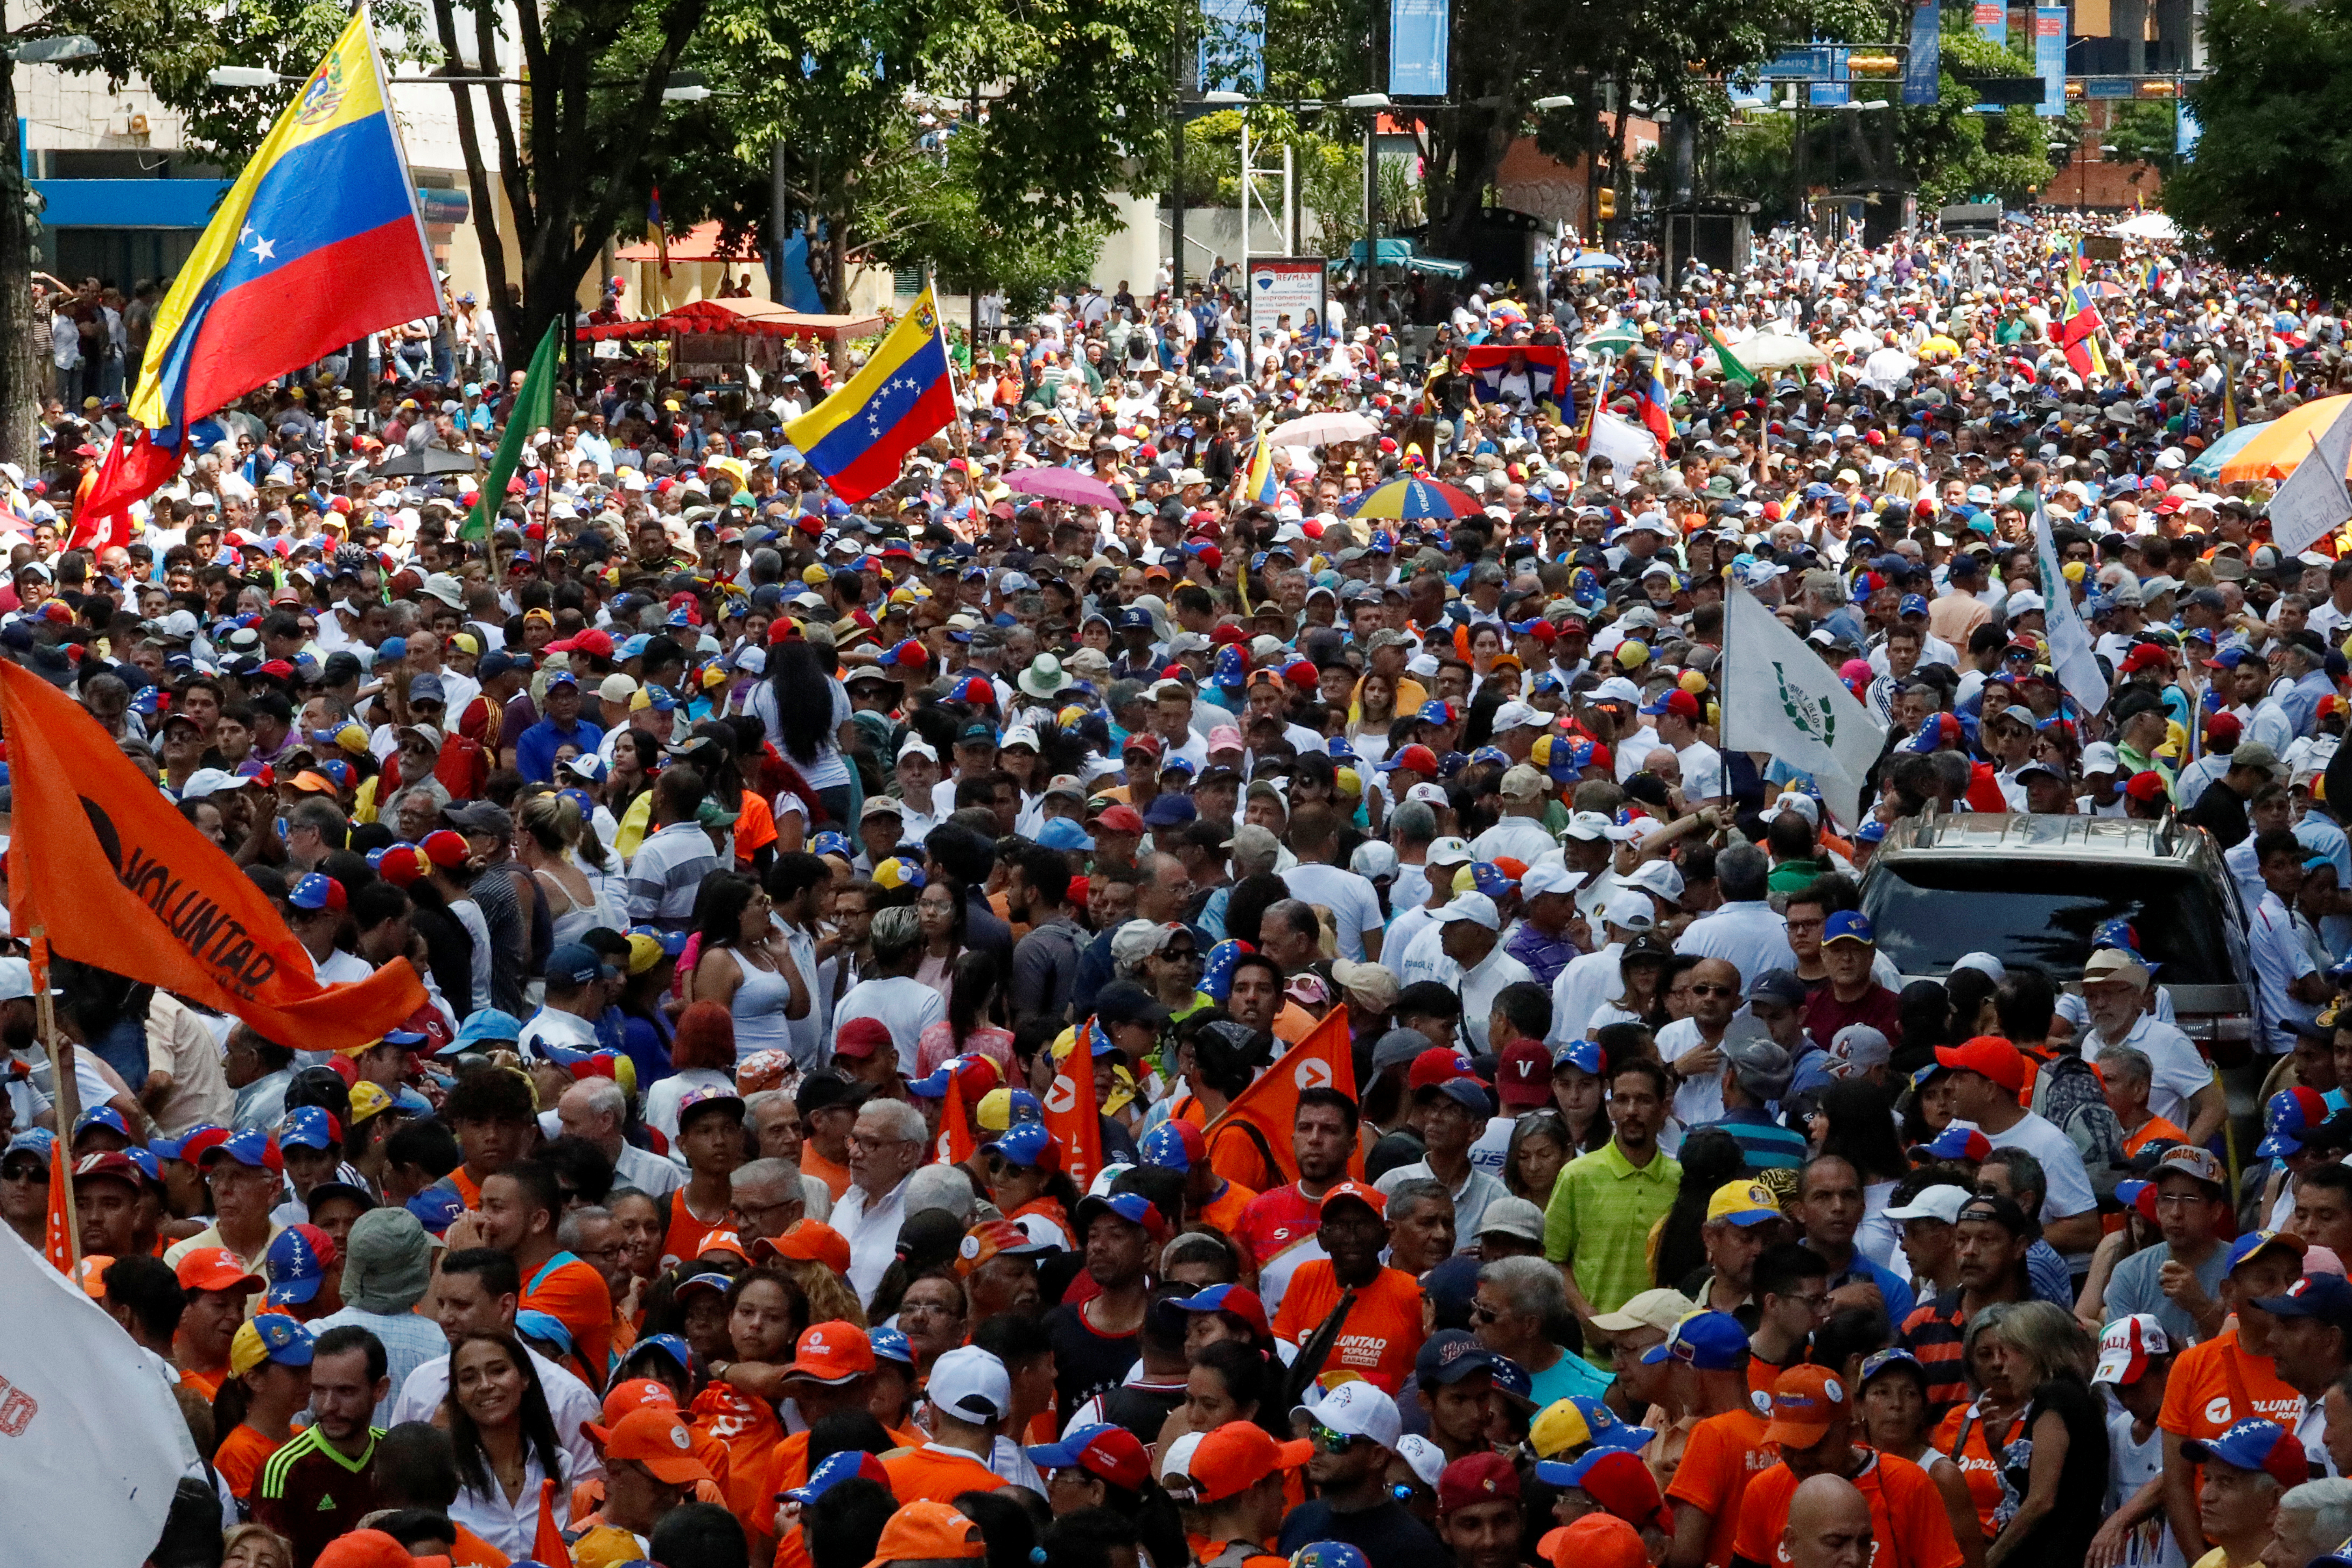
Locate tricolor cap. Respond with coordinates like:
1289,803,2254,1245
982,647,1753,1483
984,1121,1060,1172
1166,1283,1270,1338
2094,1314,2170,1386
1640,1310,1749,1371
786,1448,892,1504
149,1124,227,1163
1530,1447,1672,1534
2228,1229,2309,1275
869,1326,915,1366
1139,1118,1205,1171
1704,1180,1782,1227
1290,1547,1370,1568
2260,1086,2343,1157
1760,1365,1849,1446
229,1312,317,1376
1530,1394,1654,1457
908,1054,1003,1100
1025,1422,1153,1489
264,1222,335,1306
72,1105,134,1146
1910,1125,1993,1163
279,1106,342,1151
2183,1418,2309,1487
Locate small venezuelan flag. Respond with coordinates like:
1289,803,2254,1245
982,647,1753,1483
129,12,435,438
785,285,956,502
1241,431,1278,505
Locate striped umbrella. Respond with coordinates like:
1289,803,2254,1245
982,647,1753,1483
2218,394,2352,484
1345,476,1486,521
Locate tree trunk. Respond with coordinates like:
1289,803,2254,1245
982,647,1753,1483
0,59,45,470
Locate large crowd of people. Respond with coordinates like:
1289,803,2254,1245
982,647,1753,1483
13,207,2352,1568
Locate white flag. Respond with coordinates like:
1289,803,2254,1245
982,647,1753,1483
1723,587,1887,828
0,1228,197,1567
1585,409,1660,487
2267,402,2352,556
2034,492,2111,716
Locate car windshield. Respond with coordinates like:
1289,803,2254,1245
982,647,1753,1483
1861,856,2235,985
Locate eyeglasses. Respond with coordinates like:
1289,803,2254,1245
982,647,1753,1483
1690,983,1738,997
851,1133,914,1153
0,1165,45,1182
1311,1424,1360,1453
1469,1299,1503,1323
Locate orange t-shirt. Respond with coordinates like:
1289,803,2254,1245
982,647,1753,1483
1732,1450,1964,1568
1199,1178,1258,1235
1206,1120,1282,1194
800,1146,851,1202
881,1444,1009,1506
659,1189,735,1272
690,1381,787,1539
1270,1263,1424,1394
1747,1347,1804,1405
1928,1402,2014,1537
2123,1116,2192,1158
214,1424,285,1501
523,1256,615,1381
2160,1326,2300,1441
449,1166,486,1211
1663,1406,1774,1568
178,1364,227,1403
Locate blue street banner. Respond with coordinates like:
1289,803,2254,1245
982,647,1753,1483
2177,100,2201,154
1904,0,1942,106
1973,1,2006,47
1389,0,1449,96
1811,80,1851,106
2034,6,2067,116
1198,0,1265,94
1761,45,1836,79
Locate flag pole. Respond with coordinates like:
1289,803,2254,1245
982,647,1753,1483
31,927,80,1271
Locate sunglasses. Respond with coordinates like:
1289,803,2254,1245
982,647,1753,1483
1690,982,1738,997
1311,1424,1360,1454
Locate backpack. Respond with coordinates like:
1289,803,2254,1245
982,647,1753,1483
2027,1049,2125,1203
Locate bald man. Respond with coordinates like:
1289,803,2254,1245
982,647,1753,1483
1784,1474,1874,1568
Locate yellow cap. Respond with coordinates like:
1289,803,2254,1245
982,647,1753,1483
347,1082,394,1124
1706,1179,1783,1226
1616,640,1649,670
627,934,669,976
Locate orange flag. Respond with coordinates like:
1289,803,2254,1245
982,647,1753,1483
533,1477,573,1567
1044,1020,1107,1192
43,1132,72,1273
1199,1007,1359,1185
935,1065,978,1167
0,661,425,1048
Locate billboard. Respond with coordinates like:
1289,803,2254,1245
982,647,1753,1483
1248,258,1328,345
2034,7,2066,116
1389,0,1449,96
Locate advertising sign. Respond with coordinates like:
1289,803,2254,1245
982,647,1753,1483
1389,0,1449,96
1905,0,1942,106
1973,2,2007,46
1248,258,1328,345
2034,7,2067,116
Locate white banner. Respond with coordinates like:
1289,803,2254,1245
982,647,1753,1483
0,1228,197,1567
2268,401,2352,557
1585,409,1660,487
1723,588,1887,828
2034,492,2111,716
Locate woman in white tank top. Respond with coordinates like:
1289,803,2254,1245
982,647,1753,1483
688,871,808,1062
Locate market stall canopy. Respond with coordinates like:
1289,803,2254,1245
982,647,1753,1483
577,298,885,346
1347,238,1471,278
2109,212,2180,241
2187,419,2269,481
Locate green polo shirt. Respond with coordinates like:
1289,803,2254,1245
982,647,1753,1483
1544,1138,1683,1318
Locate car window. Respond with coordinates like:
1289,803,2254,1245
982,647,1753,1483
1860,857,2235,985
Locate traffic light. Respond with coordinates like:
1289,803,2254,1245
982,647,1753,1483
1847,51,1901,76
1598,187,1616,220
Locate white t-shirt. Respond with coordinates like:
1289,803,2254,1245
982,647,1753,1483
835,975,947,1075
1283,863,1386,961
1952,1108,2097,1222
1656,1017,1728,1130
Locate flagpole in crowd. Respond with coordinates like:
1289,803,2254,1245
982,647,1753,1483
30,926,79,1272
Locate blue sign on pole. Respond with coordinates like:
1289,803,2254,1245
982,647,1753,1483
1388,0,1449,97
2034,6,2066,116
1810,80,1851,105
1198,0,1266,92
1972,2,2007,46
2084,76,2132,97
2176,100,2201,154
1761,46,1835,79
1903,0,1942,106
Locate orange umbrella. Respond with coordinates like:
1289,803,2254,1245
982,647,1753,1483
2219,394,2352,484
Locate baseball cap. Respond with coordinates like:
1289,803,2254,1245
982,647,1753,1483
1026,1422,1153,1489
264,1223,335,1307
1588,1287,1697,1336
1530,1448,1673,1534
860,1501,985,1568
1416,1329,1505,1388
2183,1418,2309,1487
929,1343,1013,1422
585,1404,716,1486
1530,1395,1654,1457
2230,1230,2310,1274
1167,1283,1271,1338
1292,1378,1403,1450
1538,1511,1650,1568
785,1449,894,1505
1188,1421,1312,1503
1705,1180,1783,1227
1639,1310,1749,1371
782,1321,874,1385
175,1246,265,1296
1496,1040,1554,1109
1821,910,1875,946
1933,1035,2026,1091
2094,1314,2171,1386
2253,1272,2352,1325
1884,1185,1972,1224
201,1127,285,1174
1909,1125,1993,1163
759,1220,852,1275
229,1313,317,1375
1760,1365,1849,1446
1436,1451,1522,1517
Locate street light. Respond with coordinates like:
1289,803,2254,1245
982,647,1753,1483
1201,90,1249,105
661,71,710,102
13,36,97,65
207,65,279,88
1531,95,1576,110
1340,92,1390,109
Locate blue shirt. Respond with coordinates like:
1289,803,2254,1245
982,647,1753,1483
515,716,606,782
1810,1241,1916,1325
1697,1107,1811,1171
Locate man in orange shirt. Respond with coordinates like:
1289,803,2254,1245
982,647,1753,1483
1728,1367,1962,1568
793,1073,862,1202
173,1245,264,1400
479,1158,614,1381
1660,1311,1777,1568
2158,1230,2309,1565
1271,1180,1426,1395
442,1065,538,1212
881,1344,1014,1504
1139,1118,1256,1234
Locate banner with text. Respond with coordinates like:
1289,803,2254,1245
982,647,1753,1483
2035,6,2067,116
1905,0,1943,106
1973,1,2007,45
1389,0,1449,96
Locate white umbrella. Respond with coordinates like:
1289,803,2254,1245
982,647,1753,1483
2110,212,2180,241
1713,332,1829,373
1563,252,1627,270
1263,410,1380,447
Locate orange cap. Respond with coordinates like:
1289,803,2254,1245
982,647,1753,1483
757,1219,851,1275
1761,1365,1850,1447
315,1531,450,1568
173,1245,264,1296
73,1255,113,1299
1540,1514,1650,1568
600,1377,677,1425
1319,1179,1387,1219
693,1228,752,1263
585,1405,713,1486
785,1320,876,1385
861,1501,986,1568
1187,1420,1313,1503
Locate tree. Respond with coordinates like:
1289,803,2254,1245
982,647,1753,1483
2166,0,2352,296
2103,100,2180,187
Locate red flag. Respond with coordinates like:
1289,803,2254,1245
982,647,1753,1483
935,1065,976,1167
65,430,179,553
533,1478,573,1567
0,661,426,1048
1199,1009,1359,1186
1044,1021,1107,1192
43,1130,72,1273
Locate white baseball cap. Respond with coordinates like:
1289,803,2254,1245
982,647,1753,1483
1434,892,1501,930
1292,1377,1403,1451
1521,861,1580,899
1601,888,1657,932
927,1344,1013,1423
1563,811,1636,843
1882,1184,1971,1224
1426,836,1475,867
2094,1313,2169,1386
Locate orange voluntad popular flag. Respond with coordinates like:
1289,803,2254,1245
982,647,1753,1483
1199,1007,1360,1185
534,1478,574,1567
0,661,425,1048
44,1132,72,1273
1043,1021,1107,1192
935,1066,977,1168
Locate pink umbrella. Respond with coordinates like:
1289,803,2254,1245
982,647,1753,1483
1003,468,1122,509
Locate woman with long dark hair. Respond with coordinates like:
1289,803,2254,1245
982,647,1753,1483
1811,1078,1913,1271
443,1330,569,1559
913,874,970,1003
918,949,1015,1075
754,637,859,823
689,871,809,1062
1651,1128,1746,1291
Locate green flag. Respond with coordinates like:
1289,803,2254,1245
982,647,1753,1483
1700,323,1758,388
463,320,562,541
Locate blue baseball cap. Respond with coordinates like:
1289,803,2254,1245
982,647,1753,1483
405,1187,464,1235
786,1450,894,1504
1037,817,1095,851
2,1128,53,1166
73,1105,134,1145
264,1225,331,1306
2182,1417,2310,1487
1553,1039,1605,1076
869,1326,916,1366
1471,862,1516,900
627,1333,694,1378
1075,1190,1166,1238
1822,910,1875,946
2252,1272,2352,1323
279,1107,341,1151
449,1008,523,1051
1416,1328,1506,1387
546,942,618,986
1899,594,1930,617
1641,1310,1750,1370
514,1310,576,1356
986,1121,1060,1170
1138,1121,1194,1171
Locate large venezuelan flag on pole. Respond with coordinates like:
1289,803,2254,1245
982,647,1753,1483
785,285,956,502
128,12,437,438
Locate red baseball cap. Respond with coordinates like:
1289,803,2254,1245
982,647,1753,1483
1094,804,1146,836
315,1531,449,1568
1496,1040,1555,1109
2123,771,2170,804
547,629,615,658
1436,1451,1521,1516
832,1017,893,1060
1933,1035,2027,1093
1408,1046,1481,1090
1388,743,1440,775
1539,1514,1650,1568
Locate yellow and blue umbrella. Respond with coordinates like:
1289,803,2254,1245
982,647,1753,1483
1345,476,1485,521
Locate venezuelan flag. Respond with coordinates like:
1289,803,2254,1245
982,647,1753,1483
785,285,955,502
130,13,435,437
1633,359,1672,443
1241,431,1278,505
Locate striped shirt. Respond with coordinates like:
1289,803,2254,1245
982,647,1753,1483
1899,1289,1975,1412
626,821,722,932
1693,1108,1810,1171
251,1424,383,1567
